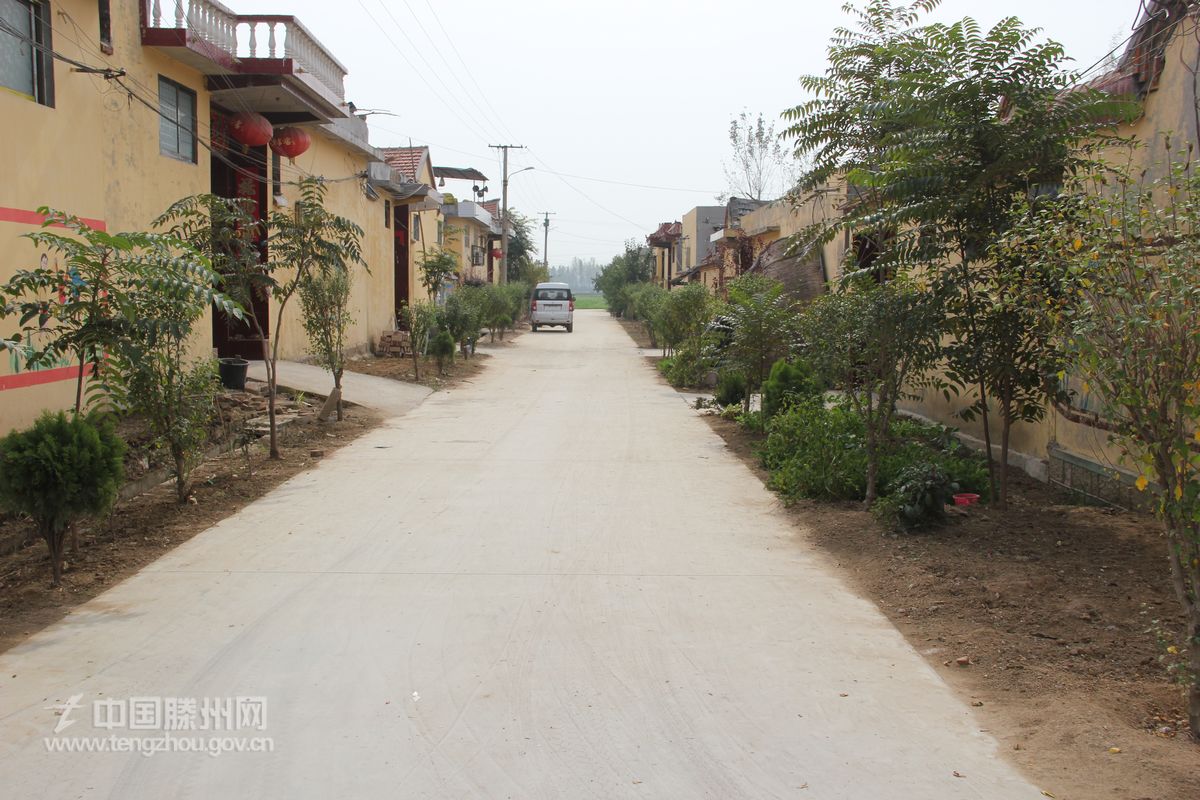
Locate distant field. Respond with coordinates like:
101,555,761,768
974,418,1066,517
573,294,607,310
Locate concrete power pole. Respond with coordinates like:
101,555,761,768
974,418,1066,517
539,211,556,273
489,144,524,284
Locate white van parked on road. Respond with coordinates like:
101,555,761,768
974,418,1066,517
530,282,574,333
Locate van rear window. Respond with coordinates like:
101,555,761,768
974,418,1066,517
535,289,570,301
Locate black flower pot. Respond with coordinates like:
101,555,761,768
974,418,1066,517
218,357,250,391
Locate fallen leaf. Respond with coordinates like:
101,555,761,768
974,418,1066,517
1108,747,1121,754
953,771,965,778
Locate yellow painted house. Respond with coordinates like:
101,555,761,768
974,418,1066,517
0,0,422,434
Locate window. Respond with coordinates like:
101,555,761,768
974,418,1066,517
384,199,391,228
97,0,111,53
158,77,196,162
1,0,54,106
411,213,421,242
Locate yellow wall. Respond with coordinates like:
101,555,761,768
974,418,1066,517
267,130,395,363
1,0,212,433
446,218,491,283
1,0,396,433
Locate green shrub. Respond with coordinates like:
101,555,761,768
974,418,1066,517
761,401,868,501
736,409,765,433
0,412,126,585
715,371,748,407
759,402,989,511
431,329,456,373
660,340,711,388
761,359,821,419
873,463,959,530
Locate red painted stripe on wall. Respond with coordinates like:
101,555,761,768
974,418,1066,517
0,207,107,231
2,207,107,391
0,363,93,391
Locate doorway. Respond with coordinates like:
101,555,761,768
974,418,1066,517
210,117,269,359
394,205,410,325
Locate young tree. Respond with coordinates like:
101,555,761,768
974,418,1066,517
401,300,438,381
594,240,654,316
721,110,795,202
799,278,944,505
722,274,797,412
0,412,125,586
1023,154,1200,737
1,210,239,414
156,194,269,359
785,2,1133,503
299,266,354,421
504,210,538,283
419,244,459,300
660,282,713,355
443,287,484,357
265,179,363,458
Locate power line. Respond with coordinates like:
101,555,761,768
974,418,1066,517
393,0,511,144
357,0,495,146
535,168,722,194
419,0,523,144
525,148,649,230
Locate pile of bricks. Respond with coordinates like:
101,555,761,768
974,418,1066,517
378,330,411,357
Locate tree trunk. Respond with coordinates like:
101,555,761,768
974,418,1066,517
1188,614,1200,739
411,347,421,381
999,410,1012,508
74,355,86,416
334,369,344,421
44,523,64,587
172,444,192,503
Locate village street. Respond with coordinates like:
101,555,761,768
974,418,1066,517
0,311,1040,798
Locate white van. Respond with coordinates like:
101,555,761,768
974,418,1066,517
530,282,574,333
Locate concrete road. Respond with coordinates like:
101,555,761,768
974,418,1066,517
0,310,1041,798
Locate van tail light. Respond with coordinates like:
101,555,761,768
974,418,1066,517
569,298,575,311
530,299,537,312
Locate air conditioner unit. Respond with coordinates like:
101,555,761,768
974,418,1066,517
366,161,393,183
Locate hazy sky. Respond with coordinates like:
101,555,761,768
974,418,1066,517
235,0,1142,265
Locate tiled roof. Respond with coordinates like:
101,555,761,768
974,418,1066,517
647,221,682,246
381,146,429,182
480,199,501,221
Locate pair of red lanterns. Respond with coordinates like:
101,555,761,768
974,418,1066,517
227,111,311,160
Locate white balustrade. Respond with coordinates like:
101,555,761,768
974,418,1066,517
145,1,346,102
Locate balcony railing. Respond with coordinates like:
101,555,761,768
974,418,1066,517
143,1,347,104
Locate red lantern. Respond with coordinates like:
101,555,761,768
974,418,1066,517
228,111,273,147
269,126,312,161
491,248,503,260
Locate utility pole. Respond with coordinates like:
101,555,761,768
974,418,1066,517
539,211,556,272
489,144,525,283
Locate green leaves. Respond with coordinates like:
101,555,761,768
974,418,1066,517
1,208,242,414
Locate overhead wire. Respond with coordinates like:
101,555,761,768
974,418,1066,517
419,0,523,144
40,10,330,186
356,0,496,146
394,0,512,144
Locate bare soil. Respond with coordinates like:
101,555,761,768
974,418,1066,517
704,413,1200,800
0,402,380,655
617,317,655,349
345,350,491,391
346,326,525,391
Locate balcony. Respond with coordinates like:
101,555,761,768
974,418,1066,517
141,0,348,121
